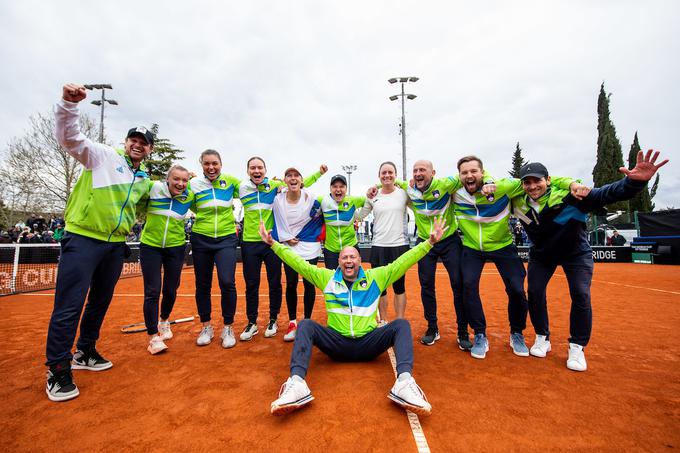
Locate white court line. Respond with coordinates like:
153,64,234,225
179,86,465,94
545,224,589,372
386,347,431,453
553,274,680,296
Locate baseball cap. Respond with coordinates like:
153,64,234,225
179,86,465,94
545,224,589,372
126,126,155,146
519,162,549,180
330,174,347,186
284,167,302,177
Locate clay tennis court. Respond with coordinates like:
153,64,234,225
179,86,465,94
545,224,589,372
1,262,678,452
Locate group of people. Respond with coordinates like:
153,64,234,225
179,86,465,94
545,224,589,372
44,83,668,418
1,215,65,244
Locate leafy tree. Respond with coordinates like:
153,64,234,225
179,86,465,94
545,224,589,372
509,142,526,178
145,124,184,180
626,132,654,213
0,110,99,223
592,83,628,212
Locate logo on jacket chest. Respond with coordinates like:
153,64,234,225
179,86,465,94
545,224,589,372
432,190,440,198
343,201,349,209
359,280,367,288
219,180,226,188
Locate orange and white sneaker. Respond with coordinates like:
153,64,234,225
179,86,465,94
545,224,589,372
158,321,173,340
271,376,314,415
148,335,168,355
388,375,432,416
283,321,297,342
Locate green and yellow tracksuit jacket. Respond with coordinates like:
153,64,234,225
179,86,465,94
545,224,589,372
140,181,194,248
453,177,575,252
55,99,151,242
239,172,322,242
318,194,366,253
189,174,241,238
272,239,433,337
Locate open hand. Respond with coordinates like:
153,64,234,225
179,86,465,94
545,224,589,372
259,220,275,246
428,216,449,245
619,149,669,182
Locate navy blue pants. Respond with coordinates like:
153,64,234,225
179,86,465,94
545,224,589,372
140,243,186,335
190,232,238,324
283,257,318,320
290,319,414,378
45,233,125,366
527,253,594,346
416,234,466,332
462,244,528,335
323,248,339,270
241,241,282,323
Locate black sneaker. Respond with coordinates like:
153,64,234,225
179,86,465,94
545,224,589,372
46,364,79,402
72,349,113,371
420,327,440,346
457,332,473,351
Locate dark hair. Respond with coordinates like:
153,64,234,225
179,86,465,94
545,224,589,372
247,156,266,169
199,149,221,164
457,155,484,171
378,161,398,176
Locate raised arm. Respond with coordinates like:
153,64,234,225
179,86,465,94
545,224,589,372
259,221,331,288
55,83,110,169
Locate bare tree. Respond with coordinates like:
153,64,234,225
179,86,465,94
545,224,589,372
0,110,100,222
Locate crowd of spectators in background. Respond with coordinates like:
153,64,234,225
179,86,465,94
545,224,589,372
0,214,65,244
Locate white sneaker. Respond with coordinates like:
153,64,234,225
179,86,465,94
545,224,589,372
567,343,587,372
221,326,236,349
158,321,173,340
148,335,168,355
264,319,278,338
388,376,432,416
240,323,258,341
196,325,214,346
283,321,297,342
530,335,552,358
271,376,314,415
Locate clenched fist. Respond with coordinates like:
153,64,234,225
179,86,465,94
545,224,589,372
62,83,87,103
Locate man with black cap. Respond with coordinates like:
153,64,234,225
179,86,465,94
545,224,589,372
45,83,153,401
512,150,668,371
318,174,366,270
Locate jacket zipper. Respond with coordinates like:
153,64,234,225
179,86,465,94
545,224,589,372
475,200,483,252
108,170,137,242
347,282,355,338
162,198,173,248
211,185,218,238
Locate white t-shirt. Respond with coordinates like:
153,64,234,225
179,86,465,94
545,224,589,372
281,194,322,260
362,188,409,247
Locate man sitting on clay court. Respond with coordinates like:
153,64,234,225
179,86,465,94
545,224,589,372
258,217,449,416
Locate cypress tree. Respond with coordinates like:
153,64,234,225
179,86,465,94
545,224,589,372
627,132,653,213
146,124,184,180
592,83,628,212
509,142,526,178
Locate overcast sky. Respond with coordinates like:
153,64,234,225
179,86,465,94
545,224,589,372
1,1,678,208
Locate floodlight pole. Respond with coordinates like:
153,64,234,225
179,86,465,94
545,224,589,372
388,77,418,181
342,165,358,195
85,84,117,143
